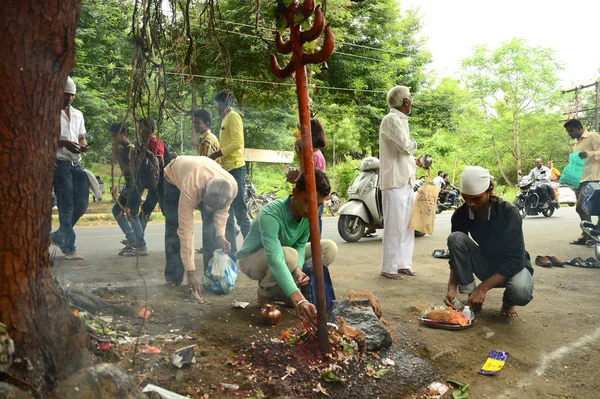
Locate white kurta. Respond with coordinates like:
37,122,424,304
381,185,415,273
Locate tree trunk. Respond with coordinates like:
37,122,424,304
514,113,522,180
493,136,513,188
191,85,198,155
0,0,93,394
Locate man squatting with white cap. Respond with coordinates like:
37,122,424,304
443,166,534,317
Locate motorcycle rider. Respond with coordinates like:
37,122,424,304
443,173,457,206
526,158,555,209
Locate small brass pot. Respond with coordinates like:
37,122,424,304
261,304,282,325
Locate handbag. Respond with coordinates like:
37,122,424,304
300,263,335,312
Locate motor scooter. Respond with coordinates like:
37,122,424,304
337,157,427,242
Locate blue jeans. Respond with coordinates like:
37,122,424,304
141,175,164,231
308,204,324,242
227,166,251,254
112,180,146,249
51,160,89,255
448,191,457,206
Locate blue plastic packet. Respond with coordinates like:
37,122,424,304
479,350,509,375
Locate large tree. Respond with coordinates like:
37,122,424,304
0,0,92,394
461,37,563,185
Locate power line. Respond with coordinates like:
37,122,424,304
216,19,414,57
75,62,478,98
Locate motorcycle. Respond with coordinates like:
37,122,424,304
245,182,280,220
337,157,425,242
579,182,600,260
513,175,555,219
325,192,341,216
436,188,464,214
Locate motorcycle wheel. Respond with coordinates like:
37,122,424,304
338,215,366,242
455,197,465,208
541,203,555,217
435,204,443,214
514,197,526,219
246,199,261,220
595,242,600,261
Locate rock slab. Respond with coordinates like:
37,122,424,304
328,300,392,351
48,363,146,399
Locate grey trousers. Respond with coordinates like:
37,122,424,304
238,239,338,298
447,232,534,307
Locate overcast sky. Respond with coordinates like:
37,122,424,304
400,0,600,89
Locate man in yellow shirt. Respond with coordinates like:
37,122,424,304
209,91,251,256
564,119,600,244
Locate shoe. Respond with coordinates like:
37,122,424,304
570,236,588,245
546,255,564,267
120,247,148,257
535,255,553,268
542,203,549,209
196,247,203,254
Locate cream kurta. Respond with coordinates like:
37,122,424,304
164,156,237,271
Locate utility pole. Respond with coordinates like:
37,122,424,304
560,81,600,130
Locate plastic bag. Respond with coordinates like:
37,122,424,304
408,182,440,235
201,250,238,295
559,152,584,189
300,263,336,311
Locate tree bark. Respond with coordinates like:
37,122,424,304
513,112,522,180
493,136,513,188
0,0,93,394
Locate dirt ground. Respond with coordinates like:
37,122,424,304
53,207,600,398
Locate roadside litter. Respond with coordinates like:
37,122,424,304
479,350,508,375
446,379,470,398
142,383,189,399
171,344,196,368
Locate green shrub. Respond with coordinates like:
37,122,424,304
331,159,360,198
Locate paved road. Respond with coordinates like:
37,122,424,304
53,206,600,398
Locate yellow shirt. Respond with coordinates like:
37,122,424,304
574,131,600,183
219,110,245,171
164,156,238,272
198,130,220,157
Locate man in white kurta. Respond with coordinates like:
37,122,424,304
379,85,419,279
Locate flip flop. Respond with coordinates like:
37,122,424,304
432,249,450,259
398,268,417,276
570,237,588,245
63,254,84,260
364,233,378,238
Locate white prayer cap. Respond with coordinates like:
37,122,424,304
387,85,411,108
65,77,76,94
460,166,494,195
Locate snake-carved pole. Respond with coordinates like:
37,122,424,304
269,0,335,354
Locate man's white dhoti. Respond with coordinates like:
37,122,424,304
381,185,415,274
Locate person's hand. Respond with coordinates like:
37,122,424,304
443,287,457,307
116,210,125,221
292,267,310,287
186,270,203,297
466,286,487,312
62,140,81,154
124,207,132,219
579,152,588,159
216,236,231,254
286,167,300,184
296,300,317,331
80,144,89,153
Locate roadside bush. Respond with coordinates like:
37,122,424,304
331,159,360,199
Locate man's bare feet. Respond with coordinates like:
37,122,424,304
381,272,403,280
398,268,417,276
501,303,519,317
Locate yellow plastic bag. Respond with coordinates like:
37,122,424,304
408,182,440,235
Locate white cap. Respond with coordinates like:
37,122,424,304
460,166,494,195
387,85,411,108
65,77,76,95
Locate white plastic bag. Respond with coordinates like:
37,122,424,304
211,249,228,277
